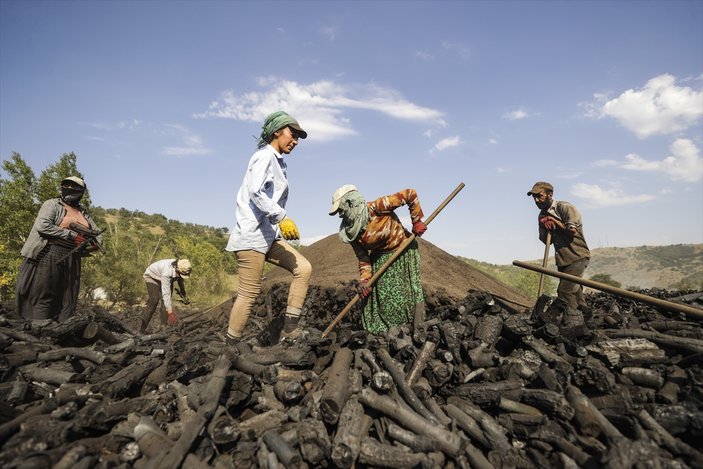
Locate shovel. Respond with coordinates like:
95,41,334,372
536,230,552,298
322,182,465,338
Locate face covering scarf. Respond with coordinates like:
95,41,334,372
61,187,84,205
337,190,369,244
257,111,299,149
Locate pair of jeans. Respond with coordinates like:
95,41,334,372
228,240,311,336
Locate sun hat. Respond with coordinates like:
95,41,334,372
61,176,86,189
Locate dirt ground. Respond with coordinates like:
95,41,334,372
263,234,534,310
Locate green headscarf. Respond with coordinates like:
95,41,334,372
257,111,305,148
338,190,369,243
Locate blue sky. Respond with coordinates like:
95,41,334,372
1,0,701,264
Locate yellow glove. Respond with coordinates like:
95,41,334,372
279,217,300,240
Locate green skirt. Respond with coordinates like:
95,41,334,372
362,240,424,334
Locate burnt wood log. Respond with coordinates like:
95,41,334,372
600,328,703,354
446,396,510,450
263,429,301,467
522,335,572,370
297,417,331,465
331,396,365,468
636,408,703,467
238,409,288,441
358,348,393,392
422,396,452,427
320,347,353,425
228,351,277,384
445,402,491,449
247,345,316,367
621,367,664,389
37,346,107,364
82,321,121,345
133,416,210,469
444,380,522,408
519,388,574,420
272,379,304,405
0,390,87,445
403,340,435,386
586,338,665,367
386,421,440,452
95,357,161,398
376,348,441,425
358,388,463,457
498,397,542,417
474,314,503,347
20,364,80,385
358,436,445,468
152,355,231,469
566,384,623,440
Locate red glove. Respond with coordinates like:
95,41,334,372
167,311,178,325
73,233,86,247
357,280,371,300
412,220,427,237
539,216,556,230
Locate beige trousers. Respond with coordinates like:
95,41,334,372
228,240,312,336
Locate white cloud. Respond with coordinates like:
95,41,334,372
161,124,211,157
497,166,510,173
320,26,336,41
415,50,433,60
592,159,618,167
196,77,445,141
489,138,498,144
571,183,655,207
432,136,461,152
502,108,529,120
620,138,703,182
597,74,703,138
441,41,471,60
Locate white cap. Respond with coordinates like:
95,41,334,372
328,184,358,215
177,259,192,278
61,176,86,188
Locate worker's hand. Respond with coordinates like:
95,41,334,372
73,233,86,247
167,311,178,325
356,280,371,300
279,217,300,240
539,216,557,231
412,220,427,237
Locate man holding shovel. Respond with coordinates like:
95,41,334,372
528,181,590,312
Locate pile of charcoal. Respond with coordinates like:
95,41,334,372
0,285,702,469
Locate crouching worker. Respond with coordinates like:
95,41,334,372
140,258,192,333
329,185,427,335
16,176,102,322
225,111,312,346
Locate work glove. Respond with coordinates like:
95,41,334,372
167,311,178,325
73,233,86,247
412,220,427,237
279,217,300,240
539,216,557,231
357,280,371,300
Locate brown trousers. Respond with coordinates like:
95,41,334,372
228,241,311,336
557,258,589,310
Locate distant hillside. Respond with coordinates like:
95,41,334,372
585,244,703,290
460,244,702,296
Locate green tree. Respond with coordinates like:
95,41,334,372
0,152,38,301
590,273,621,288
35,152,93,208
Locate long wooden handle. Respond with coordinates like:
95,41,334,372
536,231,552,298
322,183,465,338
